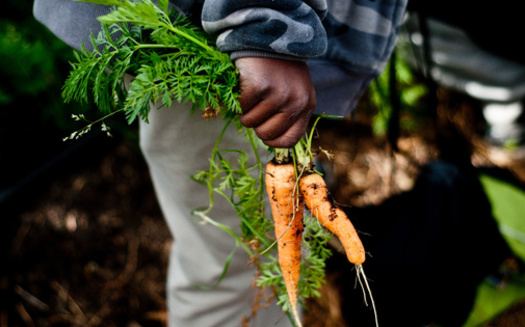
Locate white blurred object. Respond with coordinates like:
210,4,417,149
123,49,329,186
482,102,523,144
400,14,525,145
402,15,525,102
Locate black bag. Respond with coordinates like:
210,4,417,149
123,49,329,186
332,160,517,326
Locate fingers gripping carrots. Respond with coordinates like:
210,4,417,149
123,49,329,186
265,160,304,327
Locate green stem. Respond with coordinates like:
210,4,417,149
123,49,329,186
273,148,291,164
200,118,232,216
193,210,253,256
293,142,312,171
161,23,216,55
134,43,184,50
246,128,267,222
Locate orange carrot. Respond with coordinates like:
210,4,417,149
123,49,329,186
299,172,365,265
299,171,378,326
265,160,304,327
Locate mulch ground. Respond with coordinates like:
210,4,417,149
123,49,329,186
2,91,525,327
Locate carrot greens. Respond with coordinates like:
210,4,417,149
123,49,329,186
62,0,241,132
61,0,334,322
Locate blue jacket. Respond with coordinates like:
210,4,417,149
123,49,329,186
33,0,407,116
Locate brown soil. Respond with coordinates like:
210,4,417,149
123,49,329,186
2,90,525,327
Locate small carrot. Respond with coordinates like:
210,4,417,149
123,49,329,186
299,172,365,265
265,160,304,327
299,171,378,326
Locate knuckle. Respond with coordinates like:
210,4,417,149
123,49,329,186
265,135,298,149
242,77,272,96
278,137,298,148
239,115,258,128
254,128,275,141
286,89,315,112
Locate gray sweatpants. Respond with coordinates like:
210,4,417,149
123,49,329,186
139,101,293,327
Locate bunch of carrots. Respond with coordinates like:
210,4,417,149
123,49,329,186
59,1,378,326
265,133,377,327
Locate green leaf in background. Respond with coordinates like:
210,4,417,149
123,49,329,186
462,174,525,326
480,174,525,259
368,50,428,137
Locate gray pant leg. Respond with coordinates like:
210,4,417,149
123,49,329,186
139,102,293,327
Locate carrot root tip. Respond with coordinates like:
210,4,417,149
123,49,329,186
356,264,379,327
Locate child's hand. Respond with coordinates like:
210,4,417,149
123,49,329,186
235,57,316,148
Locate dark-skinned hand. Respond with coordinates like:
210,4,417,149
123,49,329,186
235,57,316,148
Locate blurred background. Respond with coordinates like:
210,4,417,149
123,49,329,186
2,1,525,326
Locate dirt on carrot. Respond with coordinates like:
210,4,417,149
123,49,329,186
299,172,365,265
265,160,304,327
299,170,377,326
